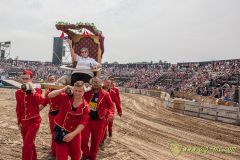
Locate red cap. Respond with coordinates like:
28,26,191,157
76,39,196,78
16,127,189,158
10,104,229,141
23,70,33,78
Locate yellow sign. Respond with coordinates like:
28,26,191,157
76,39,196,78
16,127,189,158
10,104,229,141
89,102,98,110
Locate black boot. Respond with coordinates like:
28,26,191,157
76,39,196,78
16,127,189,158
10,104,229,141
80,157,87,160
100,140,104,147
109,132,112,137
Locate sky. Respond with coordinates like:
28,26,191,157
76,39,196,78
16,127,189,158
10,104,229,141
0,0,240,64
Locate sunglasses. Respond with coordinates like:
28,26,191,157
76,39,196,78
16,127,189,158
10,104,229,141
81,51,88,53
92,81,100,84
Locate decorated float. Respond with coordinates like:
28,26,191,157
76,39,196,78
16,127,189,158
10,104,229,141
41,22,104,90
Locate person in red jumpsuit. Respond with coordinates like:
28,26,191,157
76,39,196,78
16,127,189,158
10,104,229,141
109,76,121,105
108,76,122,136
81,77,115,160
15,70,45,160
100,78,122,146
48,81,90,160
44,74,61,157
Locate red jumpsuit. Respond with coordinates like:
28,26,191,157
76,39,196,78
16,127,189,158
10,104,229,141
44,89,62,157
52,93,90,160
15,88,45,160
111,86,121,104
104,89,122,139
82,89,115,160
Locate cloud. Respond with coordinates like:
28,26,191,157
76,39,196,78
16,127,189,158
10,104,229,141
0,0,239,63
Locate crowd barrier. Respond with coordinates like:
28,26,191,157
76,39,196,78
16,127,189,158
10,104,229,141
173,91,217,105
184,101,200,117
165,98,174,111
200,103,218,121
118,87,240,125
141,89,146,95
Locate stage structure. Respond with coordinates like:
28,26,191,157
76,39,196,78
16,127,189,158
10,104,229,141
52,37,63,64
52,37,71,64
62,37,72,64
0,41,11,59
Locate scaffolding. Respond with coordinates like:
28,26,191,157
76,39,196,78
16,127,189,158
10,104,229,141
62,37,72,64
52,37,71,65
0,41,11,59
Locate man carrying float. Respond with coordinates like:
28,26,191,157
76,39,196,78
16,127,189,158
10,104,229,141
100,77,122,146
108,76,122,136
15,71,45,160
81,77,115,160
44,74,61,157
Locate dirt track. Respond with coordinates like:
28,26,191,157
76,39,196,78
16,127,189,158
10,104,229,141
0,88,240,160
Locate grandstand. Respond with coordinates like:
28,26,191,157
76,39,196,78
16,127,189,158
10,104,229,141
0,58,239,103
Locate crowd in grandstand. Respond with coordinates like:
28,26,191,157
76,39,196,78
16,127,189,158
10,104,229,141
1,58,239,100
102,59,239,100
0,59,64,81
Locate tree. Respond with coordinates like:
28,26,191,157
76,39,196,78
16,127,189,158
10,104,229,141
150,60,153,64
14,56,19,60
159,60,163,64
113,61,118,64
103,61,108,64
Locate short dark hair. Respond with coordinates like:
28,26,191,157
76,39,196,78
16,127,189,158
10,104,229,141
89,76,100,84
109,76,114,79
23,73,32,78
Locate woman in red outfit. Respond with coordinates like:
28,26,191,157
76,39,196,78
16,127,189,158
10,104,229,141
48,81,90,160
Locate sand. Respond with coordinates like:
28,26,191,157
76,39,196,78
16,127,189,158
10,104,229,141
0,88,240,160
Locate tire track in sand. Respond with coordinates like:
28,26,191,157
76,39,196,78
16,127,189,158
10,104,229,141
1,89,240,160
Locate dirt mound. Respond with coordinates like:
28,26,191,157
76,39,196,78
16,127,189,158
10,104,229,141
0,89,240,160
